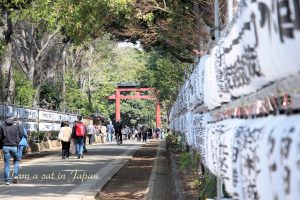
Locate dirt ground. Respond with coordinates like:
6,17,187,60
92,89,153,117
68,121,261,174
97,141,159,200
174,151,200,200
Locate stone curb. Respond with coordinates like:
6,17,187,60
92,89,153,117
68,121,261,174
168,150,185,200
144,141,162,200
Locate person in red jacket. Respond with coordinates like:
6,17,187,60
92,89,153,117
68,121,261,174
72,115,87,159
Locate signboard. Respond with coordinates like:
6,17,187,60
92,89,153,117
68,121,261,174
69,115,77,123
39,111,55,121
22,122,38,132
39,122,54,131
14,107,38,120
1,105,14,118
53,113,63,122
61,114,69,122
53,123,62,131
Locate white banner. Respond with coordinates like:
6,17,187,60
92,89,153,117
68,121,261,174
14,107,38,120
53,123,62,131
22,122,38,132
39,111,55,121
61,114,69,122
69,115,77,123
39,122,54,131
1,105,14,118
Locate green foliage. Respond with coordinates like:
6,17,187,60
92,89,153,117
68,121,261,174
199,171,217,199
179,152,192,171
91,82,115,119
0,0,29,10
64,74,90,115
192,153,201,170
14,70,36,106
0,40,6,61
192,179,201,189
40,82,62,109
140,51,187,106
18,0,134,43
116,99,156,126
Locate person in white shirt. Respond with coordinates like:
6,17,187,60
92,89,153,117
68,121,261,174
86,121,95,145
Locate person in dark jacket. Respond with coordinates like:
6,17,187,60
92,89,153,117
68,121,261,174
141,125,148,142
0,115,22,185
113,121,123,144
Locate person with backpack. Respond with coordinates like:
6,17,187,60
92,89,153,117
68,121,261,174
0,114,23,185
72,116,87,159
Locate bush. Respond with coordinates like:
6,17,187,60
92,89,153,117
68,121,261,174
192,179,201,189
199,171,217,199
40,83,62,110
28,131,59,143
179,152,192,171
14,70,36,106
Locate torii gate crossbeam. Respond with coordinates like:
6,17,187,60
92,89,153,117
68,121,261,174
108,87,161,128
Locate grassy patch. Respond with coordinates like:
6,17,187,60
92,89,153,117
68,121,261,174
179,152,192,171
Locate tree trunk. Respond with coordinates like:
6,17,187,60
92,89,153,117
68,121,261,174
32,82,41,107
0,43,15,103
87,45,94,111
61,43,69,112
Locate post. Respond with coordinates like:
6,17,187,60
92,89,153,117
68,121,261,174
155,102,161,128
214,0,220,41
215,2,222,193
115,89,121,122
217,178,223,200
227,0,233,23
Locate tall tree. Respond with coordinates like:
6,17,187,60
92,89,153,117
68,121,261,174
139,50,187,123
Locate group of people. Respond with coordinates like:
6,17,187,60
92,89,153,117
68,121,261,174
0,115,94,186
134,125,163,142
0,114,164,186
106,121,150,144
58,115,102,160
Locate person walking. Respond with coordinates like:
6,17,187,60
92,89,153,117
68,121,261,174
18,126,29,160
86,121,95,145
106,121,114,142
142,125,148,142
137,124,142,142
58,121,72,159
155,128,161,139
100,125,106,143
113,121,123,144
0,115,22,185
72,116,87,159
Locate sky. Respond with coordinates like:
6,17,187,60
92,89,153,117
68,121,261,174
117,40,142,50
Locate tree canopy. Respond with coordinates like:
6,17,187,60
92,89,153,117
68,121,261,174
0,0,226,126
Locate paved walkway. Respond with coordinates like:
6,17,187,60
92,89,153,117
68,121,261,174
0,141,143,200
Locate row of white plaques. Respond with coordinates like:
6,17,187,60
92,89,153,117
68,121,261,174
22,122,70,132
0,105,77,122
0,105,77,132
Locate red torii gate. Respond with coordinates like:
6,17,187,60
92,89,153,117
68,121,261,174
108,87,161,128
